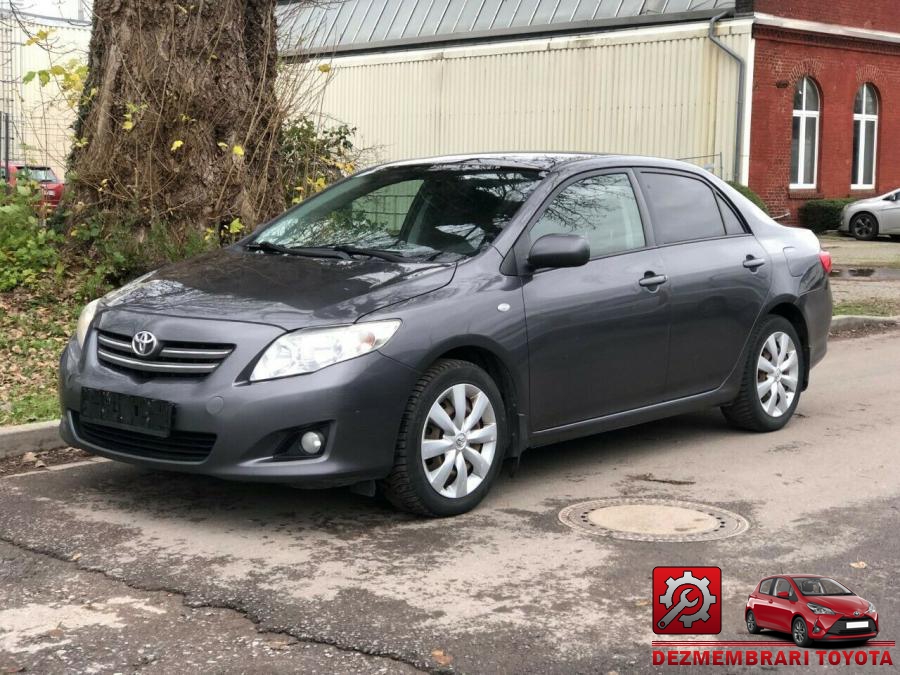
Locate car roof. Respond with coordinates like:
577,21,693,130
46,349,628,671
376,152,706,174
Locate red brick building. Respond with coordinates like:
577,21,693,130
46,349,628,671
744,0,900,221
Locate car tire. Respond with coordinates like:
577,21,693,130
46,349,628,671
792,617,814,647
381,358,507,517
850,213,879,241
746,610,761,635
722,315,805,432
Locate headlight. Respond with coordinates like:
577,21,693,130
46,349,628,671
250,320,401,382
75,299,100,348
806,602,835,615
868,601,876,614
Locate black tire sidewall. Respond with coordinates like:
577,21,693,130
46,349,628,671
747,610,760,634
402,364,507,517
746,317,805,432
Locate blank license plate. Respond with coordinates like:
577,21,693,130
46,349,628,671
80,388,173,438
846,621,869,629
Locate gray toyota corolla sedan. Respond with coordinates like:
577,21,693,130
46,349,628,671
60,154,832,516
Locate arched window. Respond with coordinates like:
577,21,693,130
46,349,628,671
790,77,820,189
852,84,879,189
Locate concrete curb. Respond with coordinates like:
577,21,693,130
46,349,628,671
0,314,897,462
830,314,900,333
0,420,65,459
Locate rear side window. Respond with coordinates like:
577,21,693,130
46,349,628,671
530,173,646,258
639,172,727,244
759,579,774,595
716,194,746,235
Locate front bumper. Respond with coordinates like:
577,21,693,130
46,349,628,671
808,614,878,641
59,316,419,487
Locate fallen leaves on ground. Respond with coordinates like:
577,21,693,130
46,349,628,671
850,561,868,569
431,649,453,666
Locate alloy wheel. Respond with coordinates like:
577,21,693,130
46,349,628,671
793,619,807,645
853,214,876,238
747,612,756,632
757,331,800,418
421,383,497,499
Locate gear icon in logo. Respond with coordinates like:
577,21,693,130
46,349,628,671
659,571,717,628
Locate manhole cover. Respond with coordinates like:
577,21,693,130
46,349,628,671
558,498,749,542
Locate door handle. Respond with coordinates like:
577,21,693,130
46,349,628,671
743,256,766,270
639,273,668,289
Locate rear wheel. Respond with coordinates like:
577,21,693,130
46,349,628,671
850,213,879,241
381,359,507,516
746,610,761,634
722,316,804,432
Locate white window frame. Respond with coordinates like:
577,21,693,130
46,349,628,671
852,84,879,191
790,78,820,190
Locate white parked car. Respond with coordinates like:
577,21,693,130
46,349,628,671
840,189,900,240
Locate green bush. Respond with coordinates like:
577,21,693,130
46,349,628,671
727,181,769,216
798,198,856,233
0,185,62,291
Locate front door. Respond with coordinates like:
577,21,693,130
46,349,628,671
521,171,671,431
637,170,772,399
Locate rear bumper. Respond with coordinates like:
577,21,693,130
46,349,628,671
59,333,419,487
799,279,832,373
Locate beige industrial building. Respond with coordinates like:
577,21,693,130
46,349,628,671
280,0,750,182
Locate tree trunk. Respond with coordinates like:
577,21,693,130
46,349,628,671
70,0,283,238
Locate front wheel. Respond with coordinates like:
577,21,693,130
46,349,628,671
792,617,814,647
722,316,804,432
850,213,879,241
381,359,507,516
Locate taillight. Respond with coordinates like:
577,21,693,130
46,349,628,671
819,250,833,274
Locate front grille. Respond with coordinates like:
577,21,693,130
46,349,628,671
96,330,233,376
73,413,216,463
827,618,876,636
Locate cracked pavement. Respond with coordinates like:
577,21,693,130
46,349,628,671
1,331,899,673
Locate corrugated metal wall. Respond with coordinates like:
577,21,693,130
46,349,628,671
303,20,752,181
1,14,91,177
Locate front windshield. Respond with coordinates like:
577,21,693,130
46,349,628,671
794,578,854,596
253,165,545,260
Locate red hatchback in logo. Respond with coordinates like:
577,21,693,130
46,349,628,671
745,575,879,647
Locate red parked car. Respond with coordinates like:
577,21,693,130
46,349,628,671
746,575,879,647
2,163,64,209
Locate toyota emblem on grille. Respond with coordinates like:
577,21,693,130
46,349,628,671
132,331,158,357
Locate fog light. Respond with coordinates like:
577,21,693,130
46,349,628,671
300,431,325,455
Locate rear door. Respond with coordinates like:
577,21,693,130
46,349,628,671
637,171,772,399
752,578,778,628
521,170,671,430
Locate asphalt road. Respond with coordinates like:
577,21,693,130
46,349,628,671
2,331,899,674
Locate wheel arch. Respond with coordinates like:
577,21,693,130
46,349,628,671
428,341,527,458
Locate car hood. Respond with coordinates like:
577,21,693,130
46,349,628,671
101,247,456,330
806,595,870,615
849,192,894,209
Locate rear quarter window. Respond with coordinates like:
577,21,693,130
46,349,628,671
759,578,774,595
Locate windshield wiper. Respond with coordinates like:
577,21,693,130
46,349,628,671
246,241,350,260
327,245,408,263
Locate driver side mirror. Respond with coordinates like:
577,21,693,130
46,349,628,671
777,591,790,599
527,234,590,271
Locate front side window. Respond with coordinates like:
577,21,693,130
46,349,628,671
774,578,795,598
639,172,727,244
852,84,879,189
791,77,820,188
529,173,646,258
255,166,544,260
